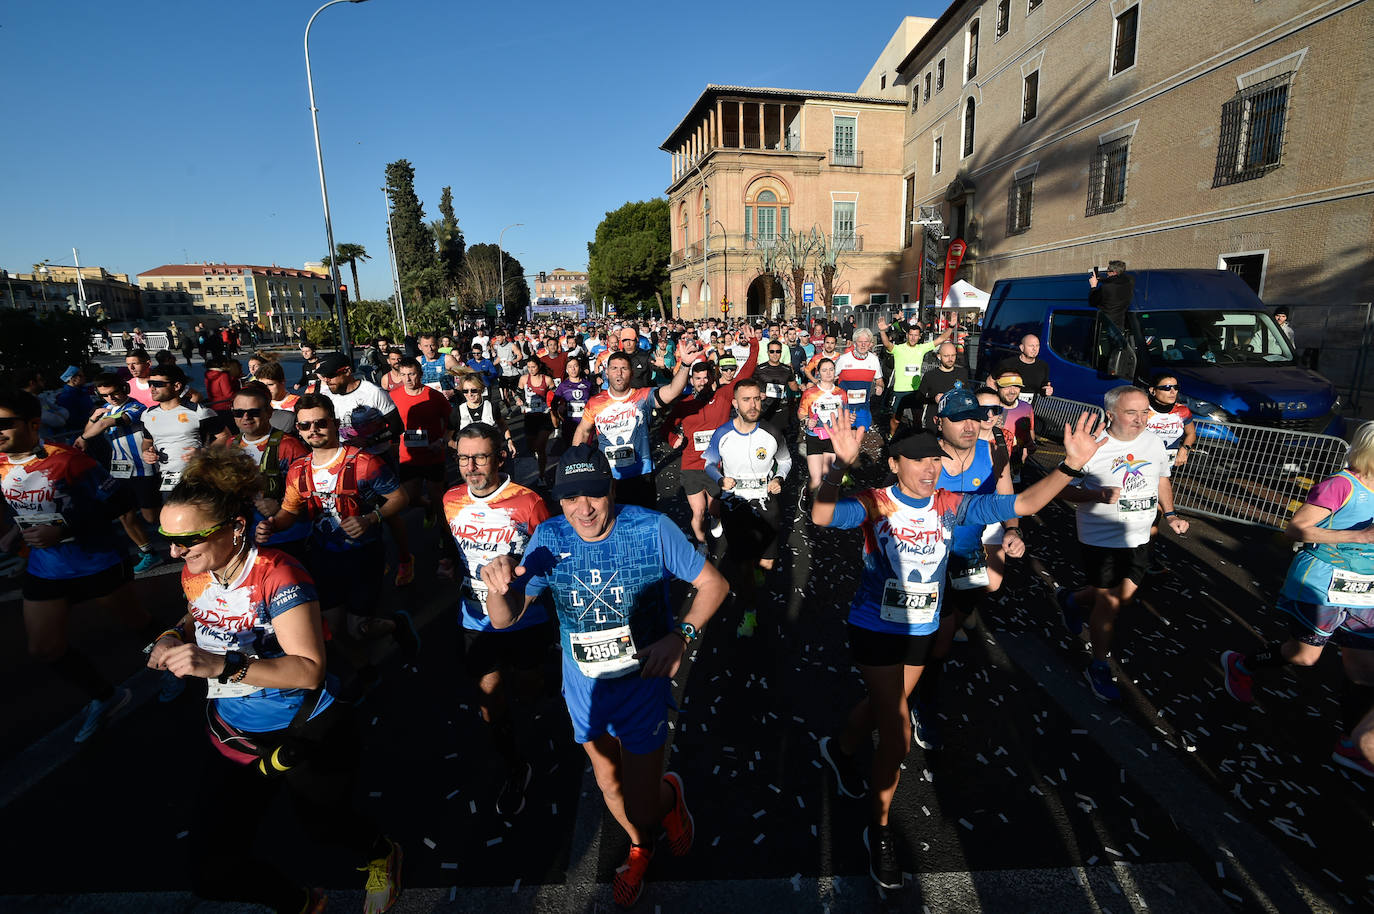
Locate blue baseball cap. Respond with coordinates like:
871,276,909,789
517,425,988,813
937,384,988,422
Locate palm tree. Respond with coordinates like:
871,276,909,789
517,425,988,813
323,243,370,301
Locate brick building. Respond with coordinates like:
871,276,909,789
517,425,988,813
890,0,1374,310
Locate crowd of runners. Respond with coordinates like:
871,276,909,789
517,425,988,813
2,311,1372,911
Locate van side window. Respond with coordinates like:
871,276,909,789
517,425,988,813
1048,310,1097,368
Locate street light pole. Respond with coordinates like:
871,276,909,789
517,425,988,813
498,222,522,321
712,218,728,319
305,0,370,361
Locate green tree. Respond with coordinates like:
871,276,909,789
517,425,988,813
0,310,96,382
323,243,370,302
345,299,401,343
463,243,529,324
300,317,339,348
587,199,670,310
434,186,465,297
385,159,440,304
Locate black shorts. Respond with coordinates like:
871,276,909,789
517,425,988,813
680,468,720,497
498,375,521,392
802,434,833,456
892,391,922,421
1080,542,1151,589
722,495,782,562
847,623,935,667
309,539,385,616
615,474,657,509
524,413,553,435
22,558,132,604
126,475,162,512
398,462,444,484
461,621,554,677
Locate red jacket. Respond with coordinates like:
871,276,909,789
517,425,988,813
205,369,239,411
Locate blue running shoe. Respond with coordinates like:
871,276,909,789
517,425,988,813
1085,660,1121,702
1057,587,1083,637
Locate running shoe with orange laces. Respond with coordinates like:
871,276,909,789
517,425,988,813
612,844,653,907
661,771,694,855
395,555,415,587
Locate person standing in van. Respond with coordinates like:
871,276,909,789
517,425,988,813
1089,261,1134,369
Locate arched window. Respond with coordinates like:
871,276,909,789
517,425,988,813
747,189,790,244
963,98,976,157
700,281,711,308
680,285,691,309
680,203,690,250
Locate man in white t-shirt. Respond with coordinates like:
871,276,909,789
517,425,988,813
139,364,216,493
1055,385,1189,702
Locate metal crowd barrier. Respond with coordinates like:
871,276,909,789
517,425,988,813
1029,395,1350,531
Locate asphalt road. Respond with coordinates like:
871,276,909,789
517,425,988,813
0,363,1369,913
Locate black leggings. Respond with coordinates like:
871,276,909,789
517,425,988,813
189,701,379,913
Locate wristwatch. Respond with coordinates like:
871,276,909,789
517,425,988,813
218,651,247,683
677,622,699,645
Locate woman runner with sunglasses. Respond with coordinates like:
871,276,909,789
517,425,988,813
453,374,516,457
147,447,402,914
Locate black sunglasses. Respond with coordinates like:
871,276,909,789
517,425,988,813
148,380,174,388
1153,384,1179,391
0,417,24,431
295,419,332,431
231,408,264,418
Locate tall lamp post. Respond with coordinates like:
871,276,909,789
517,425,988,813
498,222,523,320
305,0,370,361
711,218,729,319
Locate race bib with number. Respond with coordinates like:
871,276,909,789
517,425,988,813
1328,569,1374,607
402,430,430,448
569,402,585,418
879,579,940,625
159,470,182,492
205,679,265,700
692,429,714,452
13,512,64,529
814,402,839,423
606,446,637,468
569,625,639,679
847,389,868,405
904,365,920,375
1119,495,1157,513
732,477,768,501
463,577,490,611
109,459,135,479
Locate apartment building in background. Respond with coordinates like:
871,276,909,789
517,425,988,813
137,263,333,332
2,265,142,320
890,0,1373,309
534,268,589,304
662,85,908,321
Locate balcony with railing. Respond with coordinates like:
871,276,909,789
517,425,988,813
829,149,864,167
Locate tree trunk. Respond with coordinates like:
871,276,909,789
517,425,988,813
654,291,667,322
822,265,836,321
348,259,361,302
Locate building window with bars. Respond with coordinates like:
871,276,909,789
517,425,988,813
1213,74,1291,187
996,0,1010,37
924,72,932,102
1112,5,1139,76
904,174,917,248
1007,175,1034,235
1022,70,1039,122
833,202,857,250
1087,136,1131,215
962,99,976,157
832,115,857,166
966,21,980,80
936,59,946,92
934,136,943,174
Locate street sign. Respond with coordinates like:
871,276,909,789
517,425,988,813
803,282,815,303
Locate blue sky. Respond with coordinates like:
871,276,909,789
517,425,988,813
1,0,940,303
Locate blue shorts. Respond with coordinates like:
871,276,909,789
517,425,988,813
1277,595,1374,650
560,654,672,754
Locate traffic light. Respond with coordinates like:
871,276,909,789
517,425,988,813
338,284,349,306
539,272,547,284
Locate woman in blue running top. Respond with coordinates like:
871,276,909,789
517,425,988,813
812,407,1102,894
1221,420,1374,776
147,449,401,914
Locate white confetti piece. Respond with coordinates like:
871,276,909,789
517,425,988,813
959,818,974,830
175,830,188,839
796,795,805,809
752,809,766,819
469,800,477,814
424,838,436,849
753,833,765,844
487,837,503,847
712,836,721,846
1215,861,1225,878
1086,855,1099,865
450,887,457,901
513,878,522,892
441,862,458,870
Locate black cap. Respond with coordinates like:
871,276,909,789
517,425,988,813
886,430,946,460
552,444,614,500
315,353,351,377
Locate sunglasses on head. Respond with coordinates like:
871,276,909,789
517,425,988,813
1153,384,1179,391
295,419,332,431
158,518,233,548
231,408,264,418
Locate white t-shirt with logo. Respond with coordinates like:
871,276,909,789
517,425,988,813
325,380,396,456
1073,429,1171,548
143,401,215,477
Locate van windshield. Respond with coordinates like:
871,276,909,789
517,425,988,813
1136,309,1295,366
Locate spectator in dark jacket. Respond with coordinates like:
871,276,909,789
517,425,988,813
1088,260,1133,330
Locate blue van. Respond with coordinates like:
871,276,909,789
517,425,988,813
976,269,1342,435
